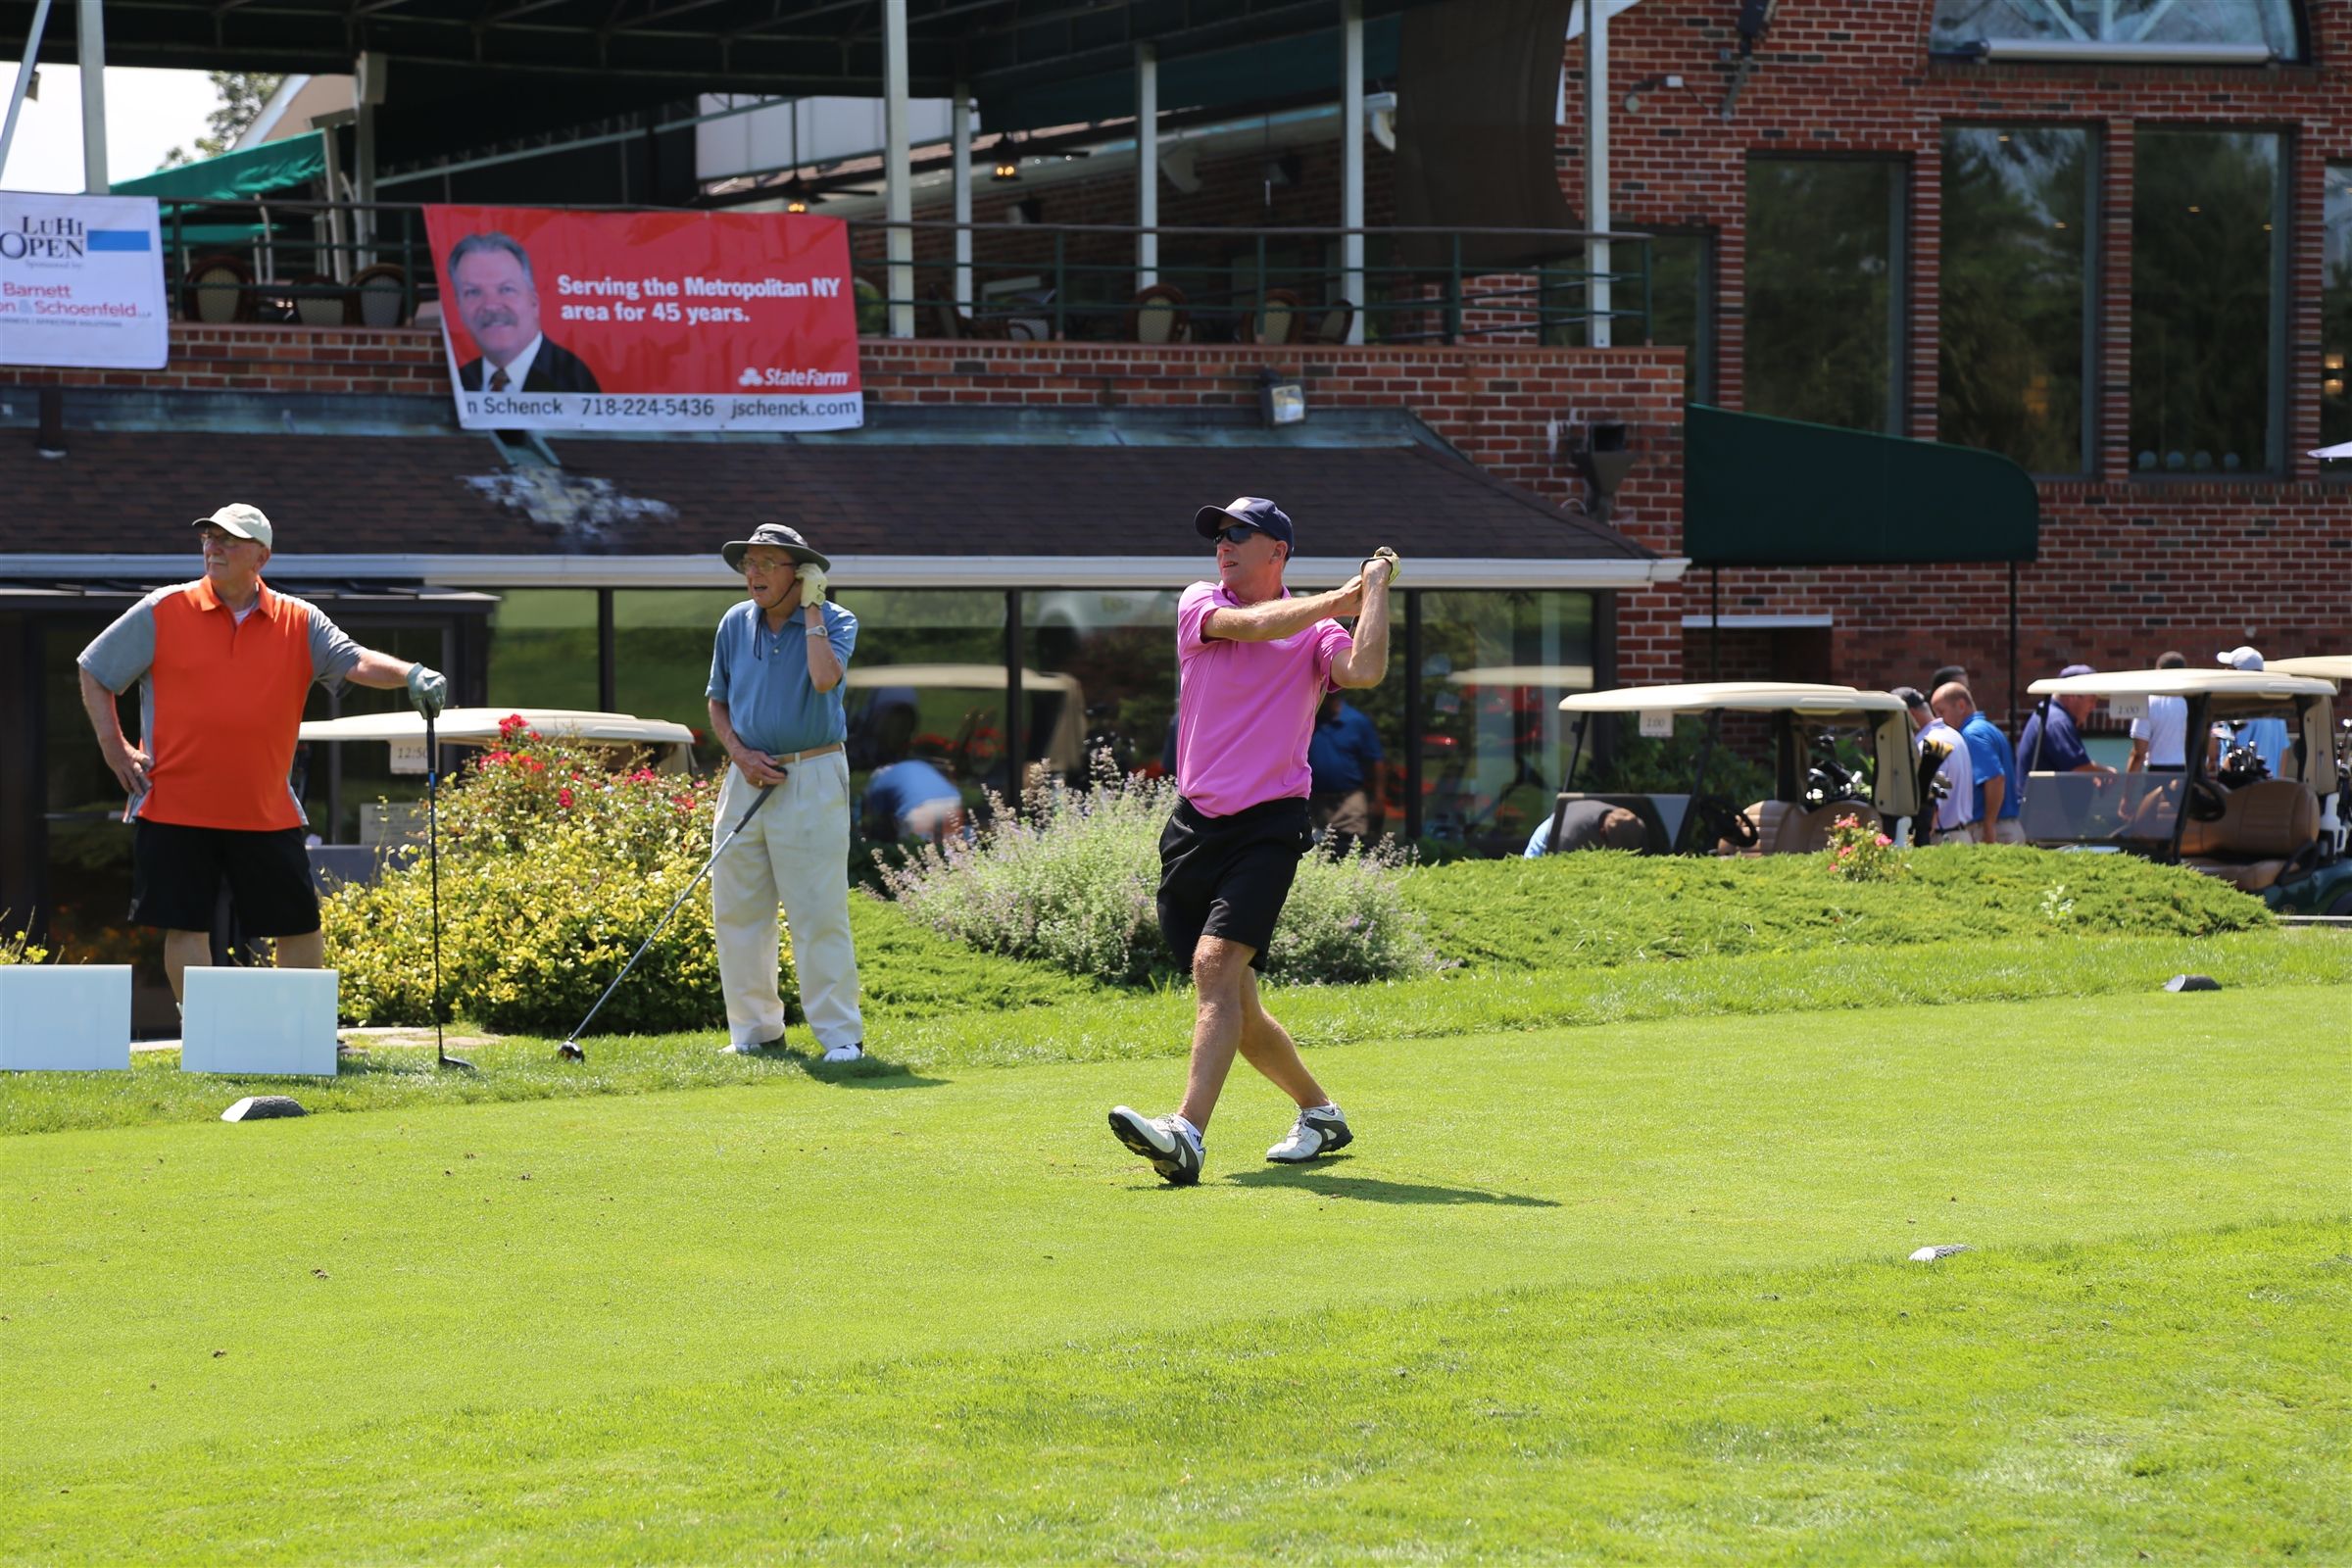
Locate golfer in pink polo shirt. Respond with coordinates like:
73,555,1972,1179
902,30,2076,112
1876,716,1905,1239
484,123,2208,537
1109,497,1396,1186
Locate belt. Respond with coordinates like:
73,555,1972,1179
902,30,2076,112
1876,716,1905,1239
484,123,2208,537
752,742,843,766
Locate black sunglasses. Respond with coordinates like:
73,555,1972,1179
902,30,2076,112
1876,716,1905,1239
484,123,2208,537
1211,524,1264,546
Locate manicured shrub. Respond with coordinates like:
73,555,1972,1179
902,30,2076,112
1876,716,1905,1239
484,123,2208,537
322,717,786,1034
877,772,1437,987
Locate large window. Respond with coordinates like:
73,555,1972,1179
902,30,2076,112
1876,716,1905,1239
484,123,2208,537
1417,591,1596,857
1930,0,2304,58
1940,126,2093,473
1024,589,1182,790
1649,232,1715,402
485,589,598,711
2324,163,2351,453
2130,127,2283,475
835,589,1009,837
1745,159,1905,433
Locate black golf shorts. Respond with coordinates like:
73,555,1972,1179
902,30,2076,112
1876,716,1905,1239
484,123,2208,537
131,820,321,937
1156,795,1312,972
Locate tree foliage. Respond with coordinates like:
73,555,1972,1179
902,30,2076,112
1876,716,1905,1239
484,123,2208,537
158,72,285,169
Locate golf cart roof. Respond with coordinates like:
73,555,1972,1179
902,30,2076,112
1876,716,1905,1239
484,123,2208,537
1558,681,1906,716
2267,656,2352,684
844,664,1082,694
297,708,697,748
2026,669,2335,702
1447,664,1599,689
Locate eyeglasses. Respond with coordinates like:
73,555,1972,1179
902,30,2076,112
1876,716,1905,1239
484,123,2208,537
1211,524,1263,546
195,528,254,547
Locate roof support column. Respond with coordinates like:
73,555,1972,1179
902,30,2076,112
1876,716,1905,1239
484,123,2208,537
1135,42,1157,289
354,53,384,273
0,0,57,185
1581,0,1610,347
952,79,973,312
75,0,107,192
882,0,914,338
1341,0,1365,344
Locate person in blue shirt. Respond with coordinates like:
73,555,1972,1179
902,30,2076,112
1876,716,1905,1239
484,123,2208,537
1306,692,1385,855
1932,680,2024,844
863,743,968,845
706,523,864,1062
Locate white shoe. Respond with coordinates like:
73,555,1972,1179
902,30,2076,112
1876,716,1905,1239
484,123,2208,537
1267,1105,1352,1162
720,1035,783,1055
820,1042,864,1063
1108,1106,1203,1186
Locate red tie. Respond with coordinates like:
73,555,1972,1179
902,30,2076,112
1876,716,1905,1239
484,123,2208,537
489,368,510,392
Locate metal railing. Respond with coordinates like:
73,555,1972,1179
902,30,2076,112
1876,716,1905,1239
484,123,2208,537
144,198,1655,349
844,219,1655,347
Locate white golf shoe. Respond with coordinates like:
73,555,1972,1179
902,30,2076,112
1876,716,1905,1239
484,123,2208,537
1108,1105,1204,1186
820,1042,864,1063
1266,1104,1352,1163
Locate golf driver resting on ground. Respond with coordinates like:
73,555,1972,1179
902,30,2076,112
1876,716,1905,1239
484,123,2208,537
706,524,864,1061
1109,498,1396,1185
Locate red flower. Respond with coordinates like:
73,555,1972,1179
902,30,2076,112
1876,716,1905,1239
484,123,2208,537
499,713,528,737
559,788,575,809
523,757,546,773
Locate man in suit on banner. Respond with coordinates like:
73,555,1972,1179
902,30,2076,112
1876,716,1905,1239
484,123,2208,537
447,231,602,394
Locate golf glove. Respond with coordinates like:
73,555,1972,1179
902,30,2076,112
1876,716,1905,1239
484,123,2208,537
406,662,449,718
797,564,829,605
1362,547,1403,587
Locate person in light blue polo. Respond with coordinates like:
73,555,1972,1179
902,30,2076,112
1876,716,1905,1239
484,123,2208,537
705,523,864,1061
1932,680,2024,845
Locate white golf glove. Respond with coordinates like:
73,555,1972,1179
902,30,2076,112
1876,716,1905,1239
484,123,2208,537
797,564,829,605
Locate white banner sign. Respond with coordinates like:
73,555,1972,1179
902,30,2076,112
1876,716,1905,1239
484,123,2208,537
0,191,170,370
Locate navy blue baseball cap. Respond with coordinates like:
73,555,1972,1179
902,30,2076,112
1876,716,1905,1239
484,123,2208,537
1194,496,1295,549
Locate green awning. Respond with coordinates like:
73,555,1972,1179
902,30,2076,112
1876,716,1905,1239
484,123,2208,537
1683,405,2039,566
981,18,1399,132
115,132,329,207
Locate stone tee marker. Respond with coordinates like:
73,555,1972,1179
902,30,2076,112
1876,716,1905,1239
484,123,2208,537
180,968,340,1077
0,965,133,1072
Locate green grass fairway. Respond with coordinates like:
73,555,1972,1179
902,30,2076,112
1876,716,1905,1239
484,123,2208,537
5,987,2348,1563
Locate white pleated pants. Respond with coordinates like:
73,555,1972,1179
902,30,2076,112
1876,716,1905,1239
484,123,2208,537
710,756,863,1051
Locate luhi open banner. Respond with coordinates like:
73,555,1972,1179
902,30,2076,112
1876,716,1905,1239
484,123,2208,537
0,191,169,370
421,205,863,432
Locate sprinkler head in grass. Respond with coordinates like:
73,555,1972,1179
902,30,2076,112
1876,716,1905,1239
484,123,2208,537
221,1096,307,1122
2163,974,2221,993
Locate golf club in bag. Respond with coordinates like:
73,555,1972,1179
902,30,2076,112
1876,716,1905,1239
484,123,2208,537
555,783,776,1062
423,710,472,1072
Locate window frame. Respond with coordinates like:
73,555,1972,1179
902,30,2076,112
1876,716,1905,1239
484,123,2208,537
2126,122,2293,484
2320,160,2352,475
1926,0,2309,64
1741,152,1913,437
1936,121,2102,479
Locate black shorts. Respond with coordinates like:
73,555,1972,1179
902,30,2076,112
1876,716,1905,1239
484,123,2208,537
131,820,321,937
1156,796,1312,972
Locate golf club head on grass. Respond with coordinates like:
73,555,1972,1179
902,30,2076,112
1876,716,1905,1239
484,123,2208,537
557,1041,586,1062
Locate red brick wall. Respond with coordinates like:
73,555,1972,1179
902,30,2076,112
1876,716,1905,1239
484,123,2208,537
1563,0,2352,718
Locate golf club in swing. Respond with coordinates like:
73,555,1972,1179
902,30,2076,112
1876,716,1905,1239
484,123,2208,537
424,710,472,1072
555,782,777,1062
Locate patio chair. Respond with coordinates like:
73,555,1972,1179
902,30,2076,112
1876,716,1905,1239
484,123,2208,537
287,272,349,329
1313,300,1355,344
1125,284,1190,345
182,254,253,324
1243,289,1303,346
348,263,410,327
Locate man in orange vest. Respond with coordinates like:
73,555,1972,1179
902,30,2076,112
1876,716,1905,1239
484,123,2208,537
76,504,448,1002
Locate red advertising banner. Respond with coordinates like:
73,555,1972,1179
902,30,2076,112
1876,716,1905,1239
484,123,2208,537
420,205,862,432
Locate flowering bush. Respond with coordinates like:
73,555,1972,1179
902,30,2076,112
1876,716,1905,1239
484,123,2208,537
0,915,51,966
1824,812,1905,882
877,767,1436,987
322,716,784,1034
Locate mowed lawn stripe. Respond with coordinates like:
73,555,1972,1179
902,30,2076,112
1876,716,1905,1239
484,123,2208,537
9,1221,2346,1564
4,989,2344,1497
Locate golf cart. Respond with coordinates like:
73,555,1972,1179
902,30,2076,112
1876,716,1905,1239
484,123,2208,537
295,707,698,883
1549,682,1921,856
2018,667,2348,915
842,664,1087,791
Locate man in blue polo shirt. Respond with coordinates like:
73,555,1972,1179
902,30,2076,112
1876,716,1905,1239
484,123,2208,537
706,523,864,1061
2019,663,2115,777
1932,680,2024,845
1306,691,1385,855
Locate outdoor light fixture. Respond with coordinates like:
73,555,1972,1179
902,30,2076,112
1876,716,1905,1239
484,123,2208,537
993,159,1020,181
1258,368,1306,427
785,198,809,214
1566,420,1636,526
